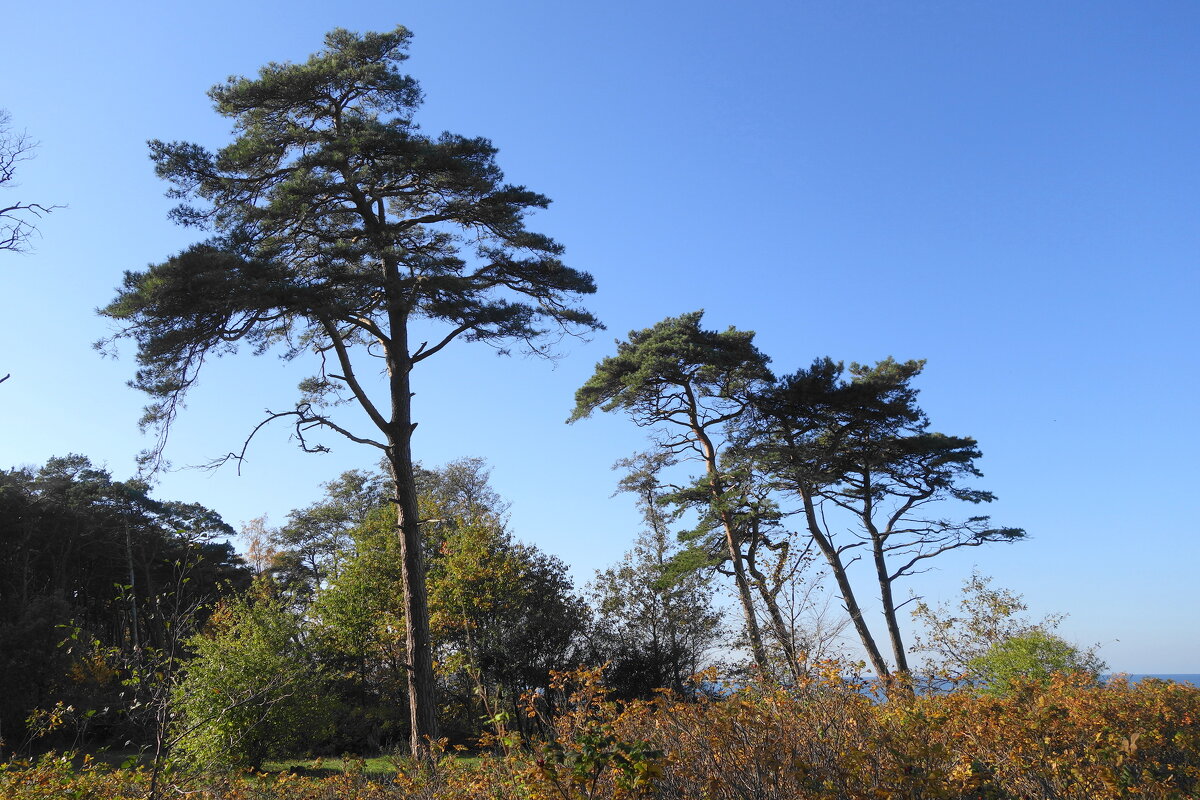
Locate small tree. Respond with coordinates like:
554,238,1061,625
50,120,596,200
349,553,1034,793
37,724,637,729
969,629,1106,696
428,513,589,740
308,504,409,751
588,452,725,698
909,570,1054,680
171,582,327,770
910,571,1103,693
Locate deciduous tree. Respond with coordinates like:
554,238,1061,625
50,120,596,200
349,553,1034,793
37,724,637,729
302,458,585,746
909,570,1102,693
0,110,56,256
271,469,387,601
100,27,598,755
588,452,724,698
969,629,1106,696
171,581,329,770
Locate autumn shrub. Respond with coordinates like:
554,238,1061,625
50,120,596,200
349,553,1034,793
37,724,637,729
3,673,1197,800
613,667,964,800
927,673,1200,799
422,667,666,800
0,753,148,800
171,584,331,771
605,668,1200,800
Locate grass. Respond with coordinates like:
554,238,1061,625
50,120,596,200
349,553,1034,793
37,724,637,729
19,747,481,781
261,755,398,780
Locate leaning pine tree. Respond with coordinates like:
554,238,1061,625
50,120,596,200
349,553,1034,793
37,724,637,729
101,27,599,756
570,312,774,674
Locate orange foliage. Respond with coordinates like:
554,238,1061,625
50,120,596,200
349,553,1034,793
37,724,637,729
3,673,1197,800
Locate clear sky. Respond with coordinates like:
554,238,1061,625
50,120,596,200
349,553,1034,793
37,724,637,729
1,1,1196,673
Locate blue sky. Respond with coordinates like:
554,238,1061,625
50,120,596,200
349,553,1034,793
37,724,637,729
1,1,1196,672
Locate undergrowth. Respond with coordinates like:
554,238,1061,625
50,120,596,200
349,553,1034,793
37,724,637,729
3,671,1197,800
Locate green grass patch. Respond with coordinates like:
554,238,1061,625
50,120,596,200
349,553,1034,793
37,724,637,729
261,755,398,780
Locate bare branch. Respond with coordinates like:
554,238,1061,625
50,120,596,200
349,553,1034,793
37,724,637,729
410,321,474,363
316,314,389,433
201,405,386,475
0,111,60,254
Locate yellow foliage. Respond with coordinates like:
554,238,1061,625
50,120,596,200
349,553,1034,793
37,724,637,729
4,673,1198,799
67,650,119,687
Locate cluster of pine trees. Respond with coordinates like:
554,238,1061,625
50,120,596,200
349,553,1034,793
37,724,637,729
0,456,248,752
0,23,1075,771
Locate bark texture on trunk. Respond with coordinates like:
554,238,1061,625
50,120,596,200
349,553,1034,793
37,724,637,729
393,474,438,757
873,539,910,676
385,319,438,758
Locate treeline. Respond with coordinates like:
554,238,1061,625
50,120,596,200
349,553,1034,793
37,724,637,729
0,455,724,763
0,321,1108,768
173,457,725,766
0,456,248,752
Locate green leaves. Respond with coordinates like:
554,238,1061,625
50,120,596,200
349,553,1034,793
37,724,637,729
540,726,664,797
968,629,1107,696
172,583,330,769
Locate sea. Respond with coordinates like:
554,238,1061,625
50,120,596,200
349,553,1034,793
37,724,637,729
1112,674,1200,686
705,674,1200,699
856,674,1200,701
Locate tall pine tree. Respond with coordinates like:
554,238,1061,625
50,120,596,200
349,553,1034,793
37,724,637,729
102,27,598,755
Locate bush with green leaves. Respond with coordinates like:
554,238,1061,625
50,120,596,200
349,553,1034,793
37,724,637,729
969,628,1106,696
171,581,329,769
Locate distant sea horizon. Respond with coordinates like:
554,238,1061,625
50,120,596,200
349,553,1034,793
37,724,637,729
844,674,1200,698
1111,674,1199,686
853,674,1200,685
704,674,1200,700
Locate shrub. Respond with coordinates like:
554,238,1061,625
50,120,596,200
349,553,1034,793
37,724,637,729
968,629,1105,696
4,670,1198,799
170,583,330,770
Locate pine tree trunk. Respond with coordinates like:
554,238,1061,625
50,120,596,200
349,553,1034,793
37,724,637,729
693,424,769,674
720,515,770,672
872,535,912,692
800,489,891,680
388,441,438,757
385,319,438,758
